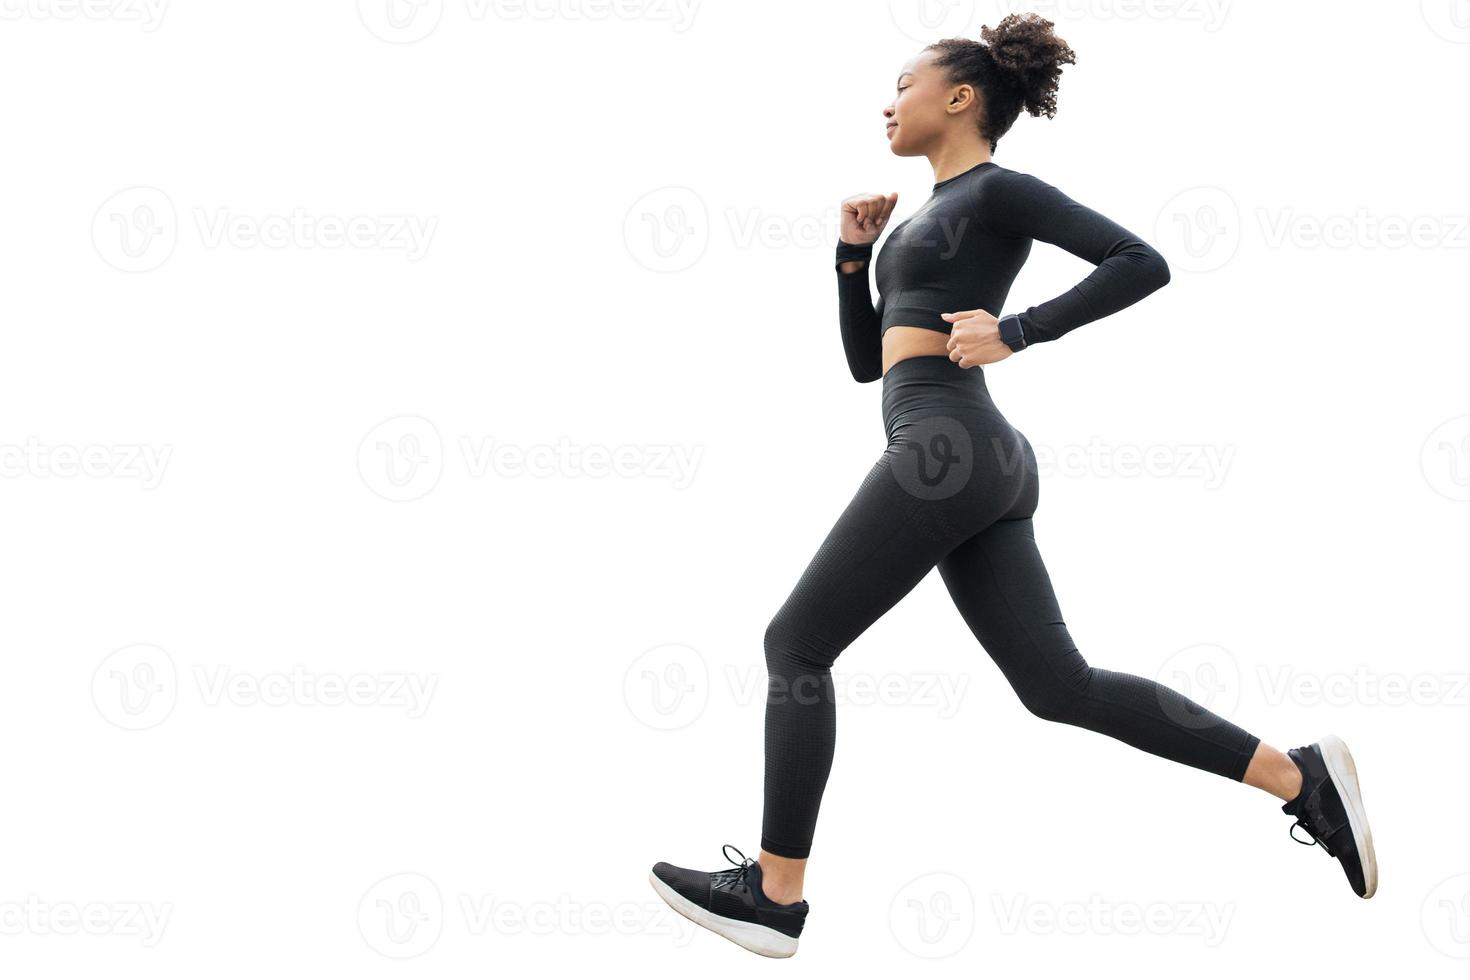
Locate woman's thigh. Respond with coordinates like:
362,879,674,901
935,515,1086,696
768,447,975,661
769,407,1034,659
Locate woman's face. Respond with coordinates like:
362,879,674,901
884,48,975,157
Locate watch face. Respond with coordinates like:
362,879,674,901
1001,317,1025,351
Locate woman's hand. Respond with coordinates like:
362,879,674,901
941,308,1012,368
839,191,898,246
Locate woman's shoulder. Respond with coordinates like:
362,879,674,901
968,162,1053,200
963,162,1057,227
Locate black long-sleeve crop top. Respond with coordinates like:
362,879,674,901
835,160,1171,383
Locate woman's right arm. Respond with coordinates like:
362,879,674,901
834,191,898,383
836,239,883,384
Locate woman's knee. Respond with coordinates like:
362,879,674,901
763,610,838,675
763,612,839,707
1011,657,1093,723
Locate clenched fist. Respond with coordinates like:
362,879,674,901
942,308,1013,368
839,191,899,246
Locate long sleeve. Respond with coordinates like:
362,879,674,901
977,171,1170,346
835,239,883,383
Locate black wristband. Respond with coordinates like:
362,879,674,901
836,239,874,270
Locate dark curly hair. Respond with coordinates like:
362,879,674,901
926,13,1077,153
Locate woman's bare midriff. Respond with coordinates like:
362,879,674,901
882,325,954,375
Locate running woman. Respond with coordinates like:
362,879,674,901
648,14,1377,957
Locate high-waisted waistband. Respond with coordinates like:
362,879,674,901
881,355,998,426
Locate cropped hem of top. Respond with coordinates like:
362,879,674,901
834,160,1171,384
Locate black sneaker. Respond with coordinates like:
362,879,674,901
1281,734,1378,898
649,844,809,957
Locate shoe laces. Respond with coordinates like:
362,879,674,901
709,844,756,890
1289,817,1336,855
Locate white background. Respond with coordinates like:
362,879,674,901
2,0,1468,974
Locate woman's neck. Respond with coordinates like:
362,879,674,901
929,143,993,186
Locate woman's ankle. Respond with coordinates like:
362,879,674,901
758,851,806,904
760,877,803,905
1242,742,1304,802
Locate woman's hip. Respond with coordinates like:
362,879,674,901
879,357,1035,517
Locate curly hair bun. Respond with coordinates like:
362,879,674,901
980,13,1076,119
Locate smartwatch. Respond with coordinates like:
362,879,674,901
997,313,1027,352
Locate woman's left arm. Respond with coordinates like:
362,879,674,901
977,170,1170,347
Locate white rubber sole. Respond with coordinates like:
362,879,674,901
648,870,799,957
1316,733,1378,899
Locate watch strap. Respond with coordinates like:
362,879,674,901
998,313,1028,352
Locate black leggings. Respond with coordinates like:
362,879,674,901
760,355,1261,859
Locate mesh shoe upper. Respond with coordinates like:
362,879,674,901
1281,744,1367,896
651,845,810,939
